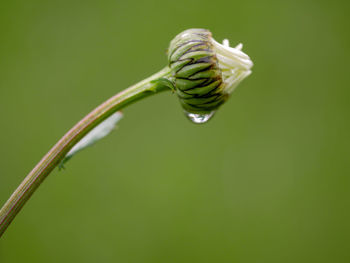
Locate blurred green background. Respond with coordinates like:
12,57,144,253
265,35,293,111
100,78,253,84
0,0,349,262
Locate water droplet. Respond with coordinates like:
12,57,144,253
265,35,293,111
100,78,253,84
184,111,216,124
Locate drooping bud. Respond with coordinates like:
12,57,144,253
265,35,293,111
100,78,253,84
167,28,253,123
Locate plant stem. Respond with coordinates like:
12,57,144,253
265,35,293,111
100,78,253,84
0,66,172,237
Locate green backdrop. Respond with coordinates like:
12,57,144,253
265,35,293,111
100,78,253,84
0,0,349,262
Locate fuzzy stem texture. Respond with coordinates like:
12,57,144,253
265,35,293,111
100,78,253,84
0,66,172,237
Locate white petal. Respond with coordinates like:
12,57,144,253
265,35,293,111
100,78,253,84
211,37,253,95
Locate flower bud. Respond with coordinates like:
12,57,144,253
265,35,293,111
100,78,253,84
167,28,253,123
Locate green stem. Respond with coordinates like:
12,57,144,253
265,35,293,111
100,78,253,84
0,66,172,237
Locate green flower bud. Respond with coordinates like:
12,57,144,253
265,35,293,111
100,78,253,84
167,28,253,123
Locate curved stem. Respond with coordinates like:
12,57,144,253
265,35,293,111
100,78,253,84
0,66,172,237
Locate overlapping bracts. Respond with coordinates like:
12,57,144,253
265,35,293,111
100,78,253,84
168,29,228,113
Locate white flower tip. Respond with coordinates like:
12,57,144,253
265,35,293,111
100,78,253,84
235,43,243,50
223,39,230,47
212,37,253,95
